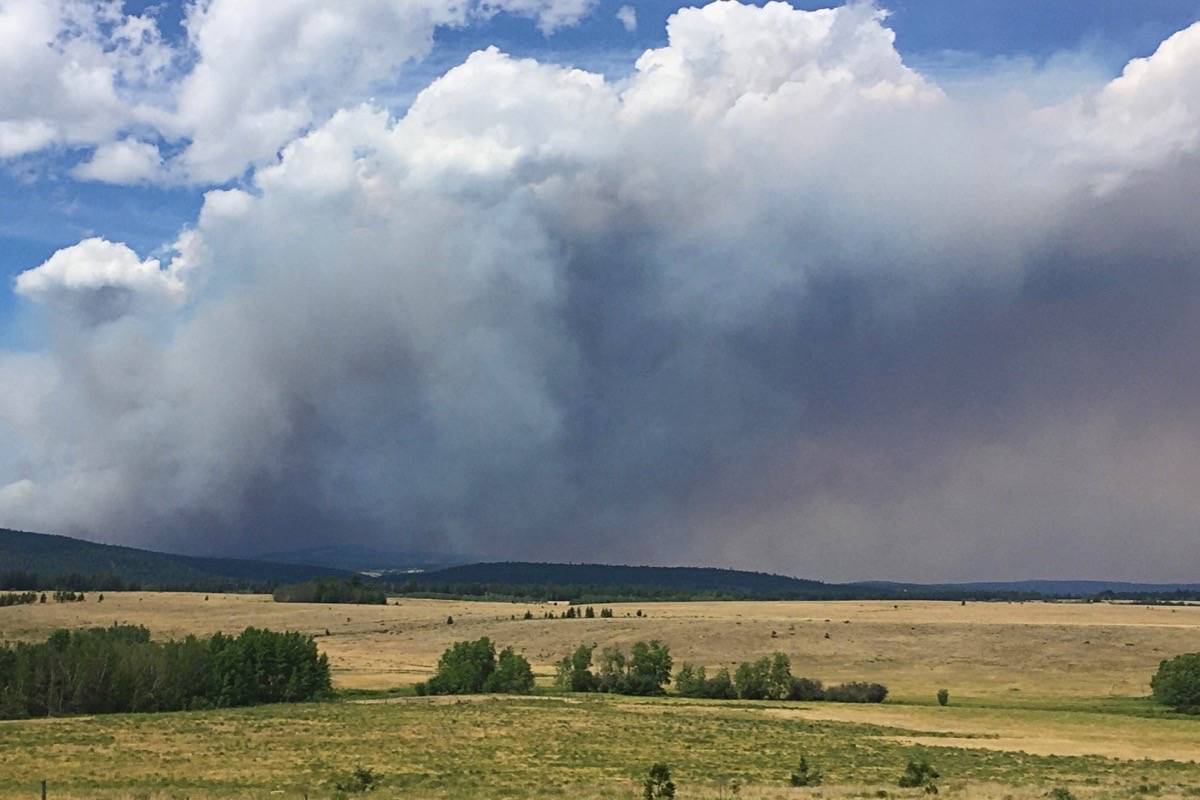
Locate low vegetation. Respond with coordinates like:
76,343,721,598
0,625,330,719
414,637,535,695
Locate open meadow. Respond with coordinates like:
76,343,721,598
2,594,1199,798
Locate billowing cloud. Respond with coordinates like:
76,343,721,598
2,1,1200,581
0,0,603,184
15,237,188,322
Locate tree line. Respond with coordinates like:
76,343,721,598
0,592,37,607
0,625,330,719
0,571,138,592
272,577,387,605
676,652,887,703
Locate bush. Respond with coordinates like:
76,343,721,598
790,756,823,787
898,758,939,790
423,638,534,695
484,646,536,693
674,664,736,699
734,658,771,700
335,766,378,793
555,644,598,692
644,763,676,800
1048,788,1076,800
1151,653,1200,712
824,681,888,703
787,677,825,701
937,688,949,706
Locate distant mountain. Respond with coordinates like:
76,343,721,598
940,579,1200,596
397,562,1200,602
392,561,937,601
0,528,352,590
4,530,1197,600
254,544,469,573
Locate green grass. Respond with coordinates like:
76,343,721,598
2,693,1199,799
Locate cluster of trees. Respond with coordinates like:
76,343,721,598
414,637,534,695
0,592,37,607
272,577,387,605
0,625,330,719
0,571,135,592
675,652,887,703
1151,652,1200,713
555,641,673,695
53,590,86,603
526,606,616,620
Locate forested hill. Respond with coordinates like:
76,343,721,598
390,562,1200,602
0,528,351,591
389,562,953,601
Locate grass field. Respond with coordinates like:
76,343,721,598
2,594,1199,798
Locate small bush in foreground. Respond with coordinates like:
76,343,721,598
1048,788,1076,800
790,756,823,787
644,763,676,800
898,758,939,791
335,766,378,793
937,688,949,706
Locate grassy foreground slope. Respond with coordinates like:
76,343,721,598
2,694,1200,799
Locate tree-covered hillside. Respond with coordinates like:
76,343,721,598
0,529,351,591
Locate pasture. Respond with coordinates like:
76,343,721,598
2,594,1199,798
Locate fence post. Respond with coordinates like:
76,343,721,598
40,779,46,800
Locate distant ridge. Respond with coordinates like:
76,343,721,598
0,528,352,590
397,561,1200,602
3,530,1197,600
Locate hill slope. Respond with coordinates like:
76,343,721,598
393,561,918,600
0,528,352,590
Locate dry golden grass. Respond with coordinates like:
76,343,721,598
4,593,1197,699
3,593,1200,798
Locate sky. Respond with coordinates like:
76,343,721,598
1,0,1200,582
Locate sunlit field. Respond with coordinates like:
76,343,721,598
2,594,1199,798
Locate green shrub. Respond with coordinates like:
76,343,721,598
335,766,378,793
898,758,939,790
424,638,534,695
825,681,888,703
790,756,823,786
1151,653,1200,713
484,646,535,693
1048,788,1076,800
555,644,597,692
937,688,949,706
787,677,825,701
644,763,675,800
674,663,736,699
